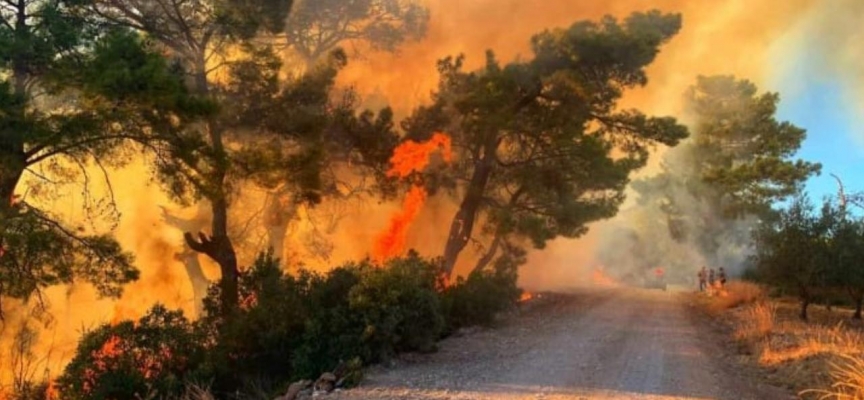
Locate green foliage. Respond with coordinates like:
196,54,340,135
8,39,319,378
0,0,208,310
198,251,306,394
57,305,205,400
683,75,821,216
349,252,445,358
291,265,367,379
750,195,833,319
624,75,821,274
58,249,525,398
442,254,521,330
402,11,689,272
0,206,138,300
284,0,429,66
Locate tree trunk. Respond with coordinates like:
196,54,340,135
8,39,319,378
852,288,863,320
0,157,24,209
182,64,240,317
264,192,297,263
800,290,810,321
472,234,501,274
442,142,496,275
175,249,209,318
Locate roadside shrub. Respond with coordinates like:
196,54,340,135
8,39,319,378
349,252,445,360
57,305,204,400
442,259,521,331
198,251,306,394
710,280,766,313
291,265,367,379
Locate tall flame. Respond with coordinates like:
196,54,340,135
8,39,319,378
373,133,452,263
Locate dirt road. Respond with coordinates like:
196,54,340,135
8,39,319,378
333,288,792,400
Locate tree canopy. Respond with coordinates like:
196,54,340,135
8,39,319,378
401,10,689,274
631,75,821,268
0,0,208,307
284,0,429,68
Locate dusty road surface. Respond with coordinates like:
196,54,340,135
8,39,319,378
333,288,792,400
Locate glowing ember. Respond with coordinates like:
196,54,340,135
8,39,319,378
591,268,618,287
373,133,452,263
83,334,124,392
519,291,534,302
45,380,58,400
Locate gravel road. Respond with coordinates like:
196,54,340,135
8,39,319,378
332,288,793,400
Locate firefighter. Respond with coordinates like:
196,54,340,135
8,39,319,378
697,267,707,292
718,267,727,287
708,269,716,288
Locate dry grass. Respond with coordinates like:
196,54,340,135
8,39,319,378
733,301,776,346
703,285,864,398
709,281,767,312
802,353,864,400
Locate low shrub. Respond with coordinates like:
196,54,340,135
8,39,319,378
55,250,525,398
291,265,367,379
198,251,307,394
349,252,445,360
56,305,204,400
442,258,521,331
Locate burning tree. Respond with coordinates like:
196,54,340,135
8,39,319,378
77,0,402,318
402,11,689,275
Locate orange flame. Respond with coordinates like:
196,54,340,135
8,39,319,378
519,291,534,302
373,133,452,263
373,186,427,263
386,133,452,179
83,335,124,393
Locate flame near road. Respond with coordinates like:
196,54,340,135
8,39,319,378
373,133,452,263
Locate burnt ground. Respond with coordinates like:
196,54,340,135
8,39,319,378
331,287,794,400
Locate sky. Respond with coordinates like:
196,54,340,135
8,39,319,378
764,0,864,204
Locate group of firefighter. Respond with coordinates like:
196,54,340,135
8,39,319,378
697,266,726,292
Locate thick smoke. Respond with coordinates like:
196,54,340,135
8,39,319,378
5,0,864,384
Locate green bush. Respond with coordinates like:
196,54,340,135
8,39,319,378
57,305,204,400
349,252,445,360
442,251,521,331
54,250,523,398
198,251,306,394
291,265,367,379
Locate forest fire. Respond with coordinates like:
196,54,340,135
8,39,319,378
519,291,534,302
373,133,452,263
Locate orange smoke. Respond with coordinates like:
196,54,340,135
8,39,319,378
110,303,138,326
373,133,452,263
